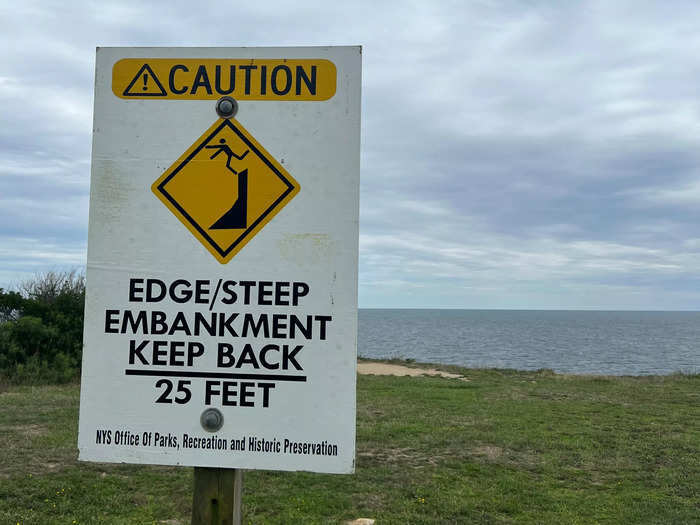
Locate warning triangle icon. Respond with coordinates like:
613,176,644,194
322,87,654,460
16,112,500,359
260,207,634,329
122,64,167,97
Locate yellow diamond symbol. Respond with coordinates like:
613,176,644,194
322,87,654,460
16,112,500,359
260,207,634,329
152,118,300,263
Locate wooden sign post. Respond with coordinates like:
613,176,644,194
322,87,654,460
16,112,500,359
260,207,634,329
192,468,242,525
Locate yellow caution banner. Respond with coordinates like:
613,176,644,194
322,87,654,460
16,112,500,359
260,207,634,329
112,59,336,101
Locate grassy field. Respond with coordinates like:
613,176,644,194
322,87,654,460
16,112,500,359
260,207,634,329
1,361,698,524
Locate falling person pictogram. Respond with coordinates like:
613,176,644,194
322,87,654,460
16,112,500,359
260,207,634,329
205,139,250,230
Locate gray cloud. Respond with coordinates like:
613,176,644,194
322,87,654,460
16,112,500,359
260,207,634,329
3,0,700,308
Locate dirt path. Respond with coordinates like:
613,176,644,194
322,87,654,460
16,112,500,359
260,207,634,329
357,362,467,380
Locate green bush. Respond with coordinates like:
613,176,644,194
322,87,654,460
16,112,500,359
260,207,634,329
0,270,84,384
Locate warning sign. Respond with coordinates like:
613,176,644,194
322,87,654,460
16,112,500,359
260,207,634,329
112,58,337,100
122,63,167,97
79,47,360,475
152,118,300,263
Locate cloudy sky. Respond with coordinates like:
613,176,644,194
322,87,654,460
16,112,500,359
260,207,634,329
2,0,700,309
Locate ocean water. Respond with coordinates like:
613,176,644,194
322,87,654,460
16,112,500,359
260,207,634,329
358,309,700,375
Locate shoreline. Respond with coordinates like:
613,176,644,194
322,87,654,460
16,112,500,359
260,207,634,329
356,357,700,379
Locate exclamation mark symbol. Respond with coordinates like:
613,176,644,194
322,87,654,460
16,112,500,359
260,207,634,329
143,72,148,91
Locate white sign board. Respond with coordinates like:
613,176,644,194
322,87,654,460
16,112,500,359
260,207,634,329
78,47,361,473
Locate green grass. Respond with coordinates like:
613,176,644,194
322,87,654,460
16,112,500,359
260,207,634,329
1,362,699,524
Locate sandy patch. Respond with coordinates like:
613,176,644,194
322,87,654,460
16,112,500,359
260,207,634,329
471,445,503,460
357,362,467,380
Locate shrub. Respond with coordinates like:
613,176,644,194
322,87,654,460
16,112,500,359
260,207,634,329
0,270,85,384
